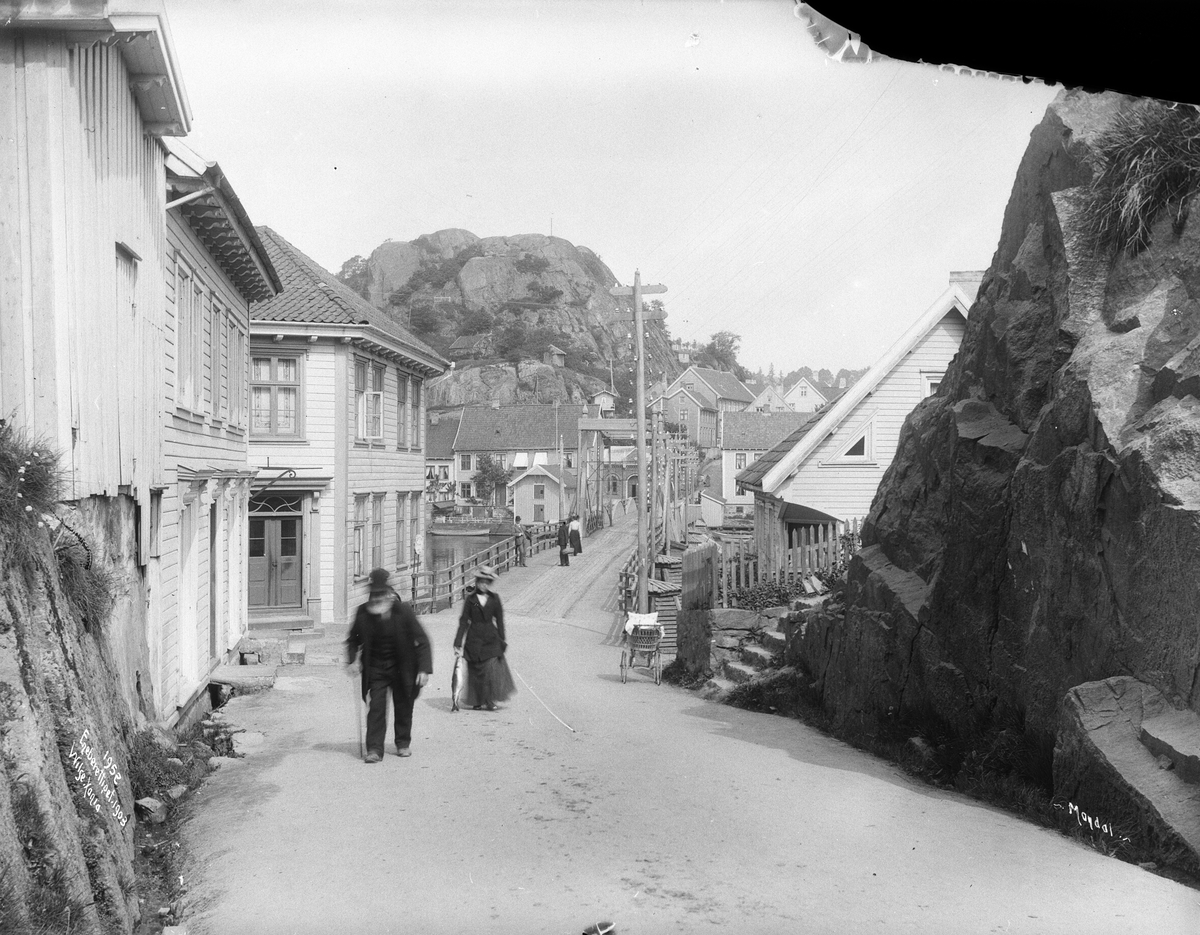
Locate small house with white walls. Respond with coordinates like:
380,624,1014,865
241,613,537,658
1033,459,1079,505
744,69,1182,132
782,376,827,413
509,464,577,524
719,411,817,522
737,273,983,568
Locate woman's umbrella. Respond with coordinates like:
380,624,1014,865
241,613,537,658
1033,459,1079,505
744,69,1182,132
451,652,467,712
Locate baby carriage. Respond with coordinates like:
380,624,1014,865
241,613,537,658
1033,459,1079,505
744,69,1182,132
620,611,664,685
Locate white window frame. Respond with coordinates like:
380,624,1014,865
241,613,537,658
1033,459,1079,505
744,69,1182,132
355,358,385,442
353,495,368,577
823,411,878,466
460,453,472,471
250,352,304,437
397,371,409,448
921,371,945,397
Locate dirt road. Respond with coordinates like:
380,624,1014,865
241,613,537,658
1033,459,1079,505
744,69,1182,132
181,515,1199,934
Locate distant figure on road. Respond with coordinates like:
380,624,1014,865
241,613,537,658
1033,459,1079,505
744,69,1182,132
345,568,432,763
569,513,583,555
557,519,571,566
453,566,515,711
514,515,528,567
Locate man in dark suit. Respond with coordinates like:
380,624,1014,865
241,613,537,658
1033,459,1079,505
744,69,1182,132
557,519,570,566
345,568,433,763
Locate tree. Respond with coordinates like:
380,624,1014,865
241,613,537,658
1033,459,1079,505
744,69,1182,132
409,303,441,337
817,368,833,387
460,308,494,334
336,255,370,299
496,319,529,383
474,455,512,505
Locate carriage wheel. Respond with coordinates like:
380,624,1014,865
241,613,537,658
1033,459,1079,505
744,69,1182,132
620,650,628,683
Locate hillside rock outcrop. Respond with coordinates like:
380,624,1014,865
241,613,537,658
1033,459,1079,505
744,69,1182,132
796,89,1200,869
354,229,680,407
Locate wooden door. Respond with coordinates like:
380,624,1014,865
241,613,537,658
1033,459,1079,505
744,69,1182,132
248,517,303,608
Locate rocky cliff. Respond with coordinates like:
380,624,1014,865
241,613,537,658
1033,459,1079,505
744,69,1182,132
796,91,1200,870
350,230,680,407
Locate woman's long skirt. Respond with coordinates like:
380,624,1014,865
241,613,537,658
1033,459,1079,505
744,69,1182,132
464,655,516,707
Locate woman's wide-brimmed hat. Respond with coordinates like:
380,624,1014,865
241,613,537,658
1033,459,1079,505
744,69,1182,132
474,565,497,583
368,568,391,595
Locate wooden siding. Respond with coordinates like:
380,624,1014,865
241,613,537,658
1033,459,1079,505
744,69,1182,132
0,35,166,498
782,312,965,519
721,450,759,505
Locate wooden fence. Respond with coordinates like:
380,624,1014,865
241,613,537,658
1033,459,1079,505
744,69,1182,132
717,517,863,607
405,522,557,612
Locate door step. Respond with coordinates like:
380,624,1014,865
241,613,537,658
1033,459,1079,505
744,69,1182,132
249,610,316,632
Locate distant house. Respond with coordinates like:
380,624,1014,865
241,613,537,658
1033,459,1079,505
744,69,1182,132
425,409,462,502
737,274,983,568
719,411,817,521
249,228,448,628
509,464,577,524
544,344,567,367
666,366,756,413
699,491,726,528
452,404,583,505
782,376,827,413
449,333,493,360
750,384,792,412
590,389,618,416
653,384,718,449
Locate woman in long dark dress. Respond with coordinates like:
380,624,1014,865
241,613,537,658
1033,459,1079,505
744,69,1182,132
453,566,515,710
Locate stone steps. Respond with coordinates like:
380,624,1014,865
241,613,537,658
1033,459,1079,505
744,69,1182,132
760,629,787,653
1141,708,1200,784
722,661,759,684
739,644,776,669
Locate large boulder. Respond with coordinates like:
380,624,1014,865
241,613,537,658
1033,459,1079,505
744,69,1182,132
797,89,1200,867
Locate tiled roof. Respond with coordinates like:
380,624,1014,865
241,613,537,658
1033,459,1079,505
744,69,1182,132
721,411,817,450
251,227,447,368
735,411,824,488
426,409,462,460
692,367,755,403
453,405,585,452
512,463,577,489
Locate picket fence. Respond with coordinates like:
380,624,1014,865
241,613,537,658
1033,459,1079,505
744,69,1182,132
716,517,863,607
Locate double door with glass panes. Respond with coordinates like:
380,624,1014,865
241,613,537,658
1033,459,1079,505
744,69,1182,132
249,497,303,608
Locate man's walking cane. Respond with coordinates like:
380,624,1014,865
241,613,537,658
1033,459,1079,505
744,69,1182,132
351,669,364,760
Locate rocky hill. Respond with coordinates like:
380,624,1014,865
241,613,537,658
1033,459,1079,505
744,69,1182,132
795,91,1200,875
339,230,682,409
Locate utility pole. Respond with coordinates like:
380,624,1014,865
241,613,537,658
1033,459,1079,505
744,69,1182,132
610,271,666,614
650,401,660,561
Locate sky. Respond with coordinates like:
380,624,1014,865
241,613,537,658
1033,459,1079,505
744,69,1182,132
168,0,1060,375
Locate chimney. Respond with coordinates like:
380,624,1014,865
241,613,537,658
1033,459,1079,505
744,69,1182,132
838,377,846,389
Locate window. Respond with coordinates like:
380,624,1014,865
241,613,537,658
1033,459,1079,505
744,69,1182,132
371,495,383,569
355,358,384,441
533,484,545,501
735,453,747,470
438,465,449,480
736,484,746,496
460,482,473,499
800,387,807,397
922,372,944,397
251,355,301,436
460,453,472,471
231,324,248,428
411,381,422,447
408,492,419,565
353,495,368,576
846,436,866,456
216,303,229,419
397,373,409,447
498,453,507,470
828,414,876,463
396,492,407,568
564,451,574,469
176,259,203,410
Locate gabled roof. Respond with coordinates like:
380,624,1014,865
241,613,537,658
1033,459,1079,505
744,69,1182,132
657,384,716,411
783,376,827,403
749,384,791,410
739,277,977,495
684,367,756,404
426,409,462,460
734,412,825,488
510,463,576,489
251,227,448,374
453,405,583,452
721,411,817,450
545,344,567,355
164,139,279,303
